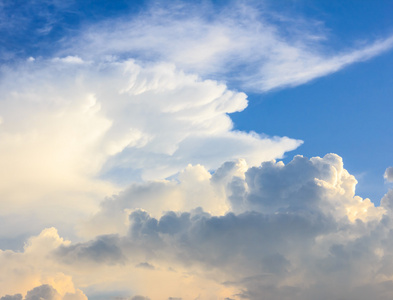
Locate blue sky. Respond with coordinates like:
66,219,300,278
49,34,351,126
1,1,393,300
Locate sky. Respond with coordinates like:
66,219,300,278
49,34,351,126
1,0,393,299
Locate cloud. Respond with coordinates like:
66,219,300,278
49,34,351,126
20,154,387,299
228,153,384,222
135,262,155,270
78,162,242,237
0,57,300,244
384,167,393,182
25,284,61,300
0,295,22,300
62,1,393,91
79,153,383,237
0,228,86,299
130,297,150,300
1,154,392,299
1,284,86,300
56,234,126,266
0,58,299,184
54,205,393,299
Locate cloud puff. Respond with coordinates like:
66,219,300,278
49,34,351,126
228,153,384,222
384,167,393,182
0,228,86,300
63,2,393,91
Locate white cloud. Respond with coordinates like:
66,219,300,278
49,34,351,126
52,56,85,64
62,2,393,92
384,167,393,182
228,153,384,222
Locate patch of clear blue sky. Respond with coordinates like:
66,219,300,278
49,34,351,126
0,0,146,60
1,0,392,203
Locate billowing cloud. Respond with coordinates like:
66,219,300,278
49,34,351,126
1,154,386,300
0,58,299,184
79,153,383,237
0,57,299,243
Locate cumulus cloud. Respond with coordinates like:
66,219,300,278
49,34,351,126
62,2,393,91
14,154,385,299
2,154,393,299
79,153,383,237
384,167,393,182
0,228,86,299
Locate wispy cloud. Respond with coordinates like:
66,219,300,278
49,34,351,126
62,1,393,91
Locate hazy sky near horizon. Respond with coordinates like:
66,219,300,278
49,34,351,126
1,1,393,299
